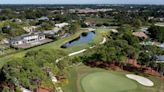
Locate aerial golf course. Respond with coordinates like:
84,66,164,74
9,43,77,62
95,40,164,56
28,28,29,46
63,65,164,92
0,27,163,92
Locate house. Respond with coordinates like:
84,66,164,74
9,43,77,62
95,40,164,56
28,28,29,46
43,30,57,35
157,43,164,48
38,16,49,21
55,23,69,28
132,31,148,39
139,41,155,46
11,18,22,23
23,26,38,33
9,32,45,46
155,55,164,63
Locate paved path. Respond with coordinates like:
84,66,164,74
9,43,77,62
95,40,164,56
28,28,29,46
68,49,87,56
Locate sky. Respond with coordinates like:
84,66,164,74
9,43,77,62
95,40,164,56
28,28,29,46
0,0,164,4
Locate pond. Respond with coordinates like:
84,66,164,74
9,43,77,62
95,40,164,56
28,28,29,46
61,31,95,48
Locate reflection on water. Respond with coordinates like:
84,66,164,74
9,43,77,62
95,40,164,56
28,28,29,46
61,31,95,48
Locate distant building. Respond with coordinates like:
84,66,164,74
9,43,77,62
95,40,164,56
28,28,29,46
72,8,113,14
11,18,22,23
132,31,148,39
23,26,38,33
155,55,164,63
148,16,154,20
55,23,69,28
148,17,164,22
9,32,45,46
38,16,49,21
157,43,164,48
43,30,60,36
140,41,155,46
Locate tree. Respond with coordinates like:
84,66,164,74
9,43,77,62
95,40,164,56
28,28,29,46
132,19,142,28
147,25,164,42
69,22,81,34
0,48,68,91
117,24,132,34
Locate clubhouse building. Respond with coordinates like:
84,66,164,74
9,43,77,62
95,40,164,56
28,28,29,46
9,32,51,48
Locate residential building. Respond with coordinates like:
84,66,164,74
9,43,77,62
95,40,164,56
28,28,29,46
55,23,69,28
132,31,148,39
23,26,38,33
157,43,164,48
9,32,45,46
38,16,49,21
155,55,164,63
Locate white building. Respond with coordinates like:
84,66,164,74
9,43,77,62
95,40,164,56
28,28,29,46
55,23,69,28
9,32,45,46
23,26,38,33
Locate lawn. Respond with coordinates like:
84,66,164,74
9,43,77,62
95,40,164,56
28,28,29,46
0,28,111,69
63,65,164,92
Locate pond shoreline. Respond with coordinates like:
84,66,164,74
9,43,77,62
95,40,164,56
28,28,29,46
61,31,95,48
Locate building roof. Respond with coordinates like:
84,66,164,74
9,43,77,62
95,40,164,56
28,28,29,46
157,43,164,48
10,32,44,42
156,55,164,62
132,31,148,39
38,16,49,21
55,23,69,28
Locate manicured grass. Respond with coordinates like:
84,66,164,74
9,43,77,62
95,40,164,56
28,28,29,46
81,72,137,92
0,28,111,69
63,65,164,92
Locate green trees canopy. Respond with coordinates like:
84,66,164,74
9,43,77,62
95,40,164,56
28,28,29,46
81,39,138,64
0,49,67,91
147,26,164,43
0,21,26,37
68,22,81,34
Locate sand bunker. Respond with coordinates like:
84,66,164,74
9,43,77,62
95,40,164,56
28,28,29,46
126,74,154,87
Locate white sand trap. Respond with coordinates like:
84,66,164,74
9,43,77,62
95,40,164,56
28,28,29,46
99,37,106,44
126,74,154,87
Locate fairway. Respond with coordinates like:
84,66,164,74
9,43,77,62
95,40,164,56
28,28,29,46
81,72,137,92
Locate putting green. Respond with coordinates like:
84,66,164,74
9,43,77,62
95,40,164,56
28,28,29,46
81,72,137,92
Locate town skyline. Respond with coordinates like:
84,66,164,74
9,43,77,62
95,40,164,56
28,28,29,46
0,0,164,4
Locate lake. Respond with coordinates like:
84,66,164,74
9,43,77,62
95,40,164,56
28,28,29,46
61,31,95,48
